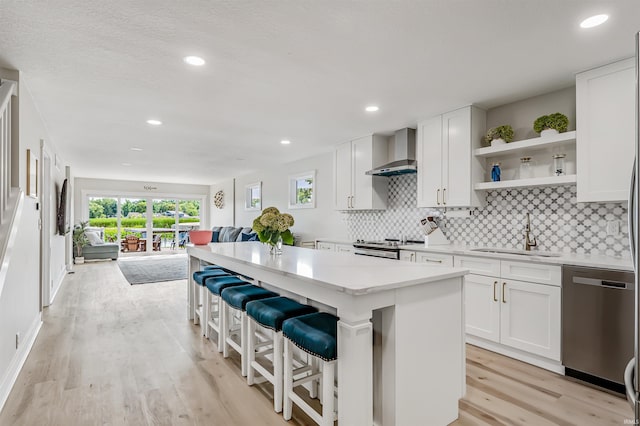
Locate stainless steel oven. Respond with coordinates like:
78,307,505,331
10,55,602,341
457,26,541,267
352,240,400,259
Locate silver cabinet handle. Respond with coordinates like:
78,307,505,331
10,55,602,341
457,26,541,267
502,282,507,303
442,188,446,205
424,258,443,264
493,281,498,302
436,189,440,205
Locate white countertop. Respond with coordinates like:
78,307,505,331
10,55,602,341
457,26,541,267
397,243,634,271
188,242,468,295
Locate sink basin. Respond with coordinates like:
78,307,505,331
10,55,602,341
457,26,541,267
470,248,562,258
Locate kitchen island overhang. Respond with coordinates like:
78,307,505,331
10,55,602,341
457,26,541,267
187,242,468,426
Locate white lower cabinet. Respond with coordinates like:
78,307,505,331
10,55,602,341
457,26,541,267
335,243,355,254
464,274,500,342
500,279,561,360
316,242,335,251
316,241,354,254
399,250,453,266
457,256,561,364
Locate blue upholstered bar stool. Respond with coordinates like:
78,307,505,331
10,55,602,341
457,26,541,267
220,284,279,376
245,297,317,413
282,312,338,426
204,275,249,351
192,268,231,331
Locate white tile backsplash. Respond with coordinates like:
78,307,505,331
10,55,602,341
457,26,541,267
343,174,630,258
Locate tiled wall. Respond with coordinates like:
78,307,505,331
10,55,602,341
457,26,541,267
343,174,630,258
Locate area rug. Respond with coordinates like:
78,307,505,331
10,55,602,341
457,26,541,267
117,254,188,285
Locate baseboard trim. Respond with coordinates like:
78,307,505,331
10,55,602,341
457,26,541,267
0,313,42,412
49,268,66,305
466,336,565,375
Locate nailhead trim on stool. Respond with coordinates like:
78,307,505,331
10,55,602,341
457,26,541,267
282,312,338,426
203,276,248,350
245,297,317,413
220,284,279,376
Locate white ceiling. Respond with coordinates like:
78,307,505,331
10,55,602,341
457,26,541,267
1,1,639,185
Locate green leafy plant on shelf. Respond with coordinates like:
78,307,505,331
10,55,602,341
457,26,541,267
484,125,514,145
533,112,569,134
252,207,294,246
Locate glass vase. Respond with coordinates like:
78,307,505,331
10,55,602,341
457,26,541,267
269,236,283,255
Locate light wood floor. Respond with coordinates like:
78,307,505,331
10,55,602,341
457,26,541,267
0,260,632,426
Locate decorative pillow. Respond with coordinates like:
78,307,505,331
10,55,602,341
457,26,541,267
235,227,254,241
211,226,222,242
85,231,104,246
220,226,242,242
241,232,258,241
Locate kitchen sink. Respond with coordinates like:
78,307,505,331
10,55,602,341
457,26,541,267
470,248,562,257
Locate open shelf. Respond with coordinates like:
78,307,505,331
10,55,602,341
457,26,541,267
474,131,576,158
474,174,577,191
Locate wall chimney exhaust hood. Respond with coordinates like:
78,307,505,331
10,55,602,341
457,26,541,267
366,128,416,176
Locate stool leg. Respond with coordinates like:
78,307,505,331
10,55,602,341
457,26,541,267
222,301,230,358
283,338,293,421
193,282,200,325
240,312,248,377
321,361,335,426
202,289,209,337
274,330,283,413
216,296,224,352
247,318,256,386
310,355,318,399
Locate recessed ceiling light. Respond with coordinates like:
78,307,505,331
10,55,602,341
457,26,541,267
281,140,291,145
184,56,206,66
130,147,143,152
122,163,132,166
365,106,379,112
146,119,162,126
580,14,608,28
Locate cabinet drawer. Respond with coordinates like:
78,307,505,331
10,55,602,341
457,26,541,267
335,244,355,254
316,242,335,251
416,252,453,267
500,261,561,286
454,256,501,276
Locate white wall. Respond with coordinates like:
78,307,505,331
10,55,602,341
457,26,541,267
231,152,348,243
210,178,235,226
0,73,70,409
73,177,211,227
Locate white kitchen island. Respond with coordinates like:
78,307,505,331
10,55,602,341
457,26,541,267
187,242,468,426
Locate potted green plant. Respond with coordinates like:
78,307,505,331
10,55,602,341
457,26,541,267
73,221,89,264
533,112,569,136
484,125,514,147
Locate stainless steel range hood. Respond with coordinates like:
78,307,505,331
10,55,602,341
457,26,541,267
366,128,416,176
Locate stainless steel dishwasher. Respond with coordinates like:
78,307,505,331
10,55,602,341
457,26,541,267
562,265,634,393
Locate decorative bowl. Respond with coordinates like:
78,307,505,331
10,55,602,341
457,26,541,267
189,230,212,245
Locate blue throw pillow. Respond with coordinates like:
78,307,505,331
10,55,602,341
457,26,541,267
241,232,258,241
212,231,220,242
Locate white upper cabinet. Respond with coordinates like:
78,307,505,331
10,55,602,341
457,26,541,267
417,106,485,208
334,135,388,210
576,58,635,202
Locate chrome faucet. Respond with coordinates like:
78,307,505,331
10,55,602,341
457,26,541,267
524,212,537,251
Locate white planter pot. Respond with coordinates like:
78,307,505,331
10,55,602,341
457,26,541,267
75,257,85,264
491,138,506,147
540,128,559,137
